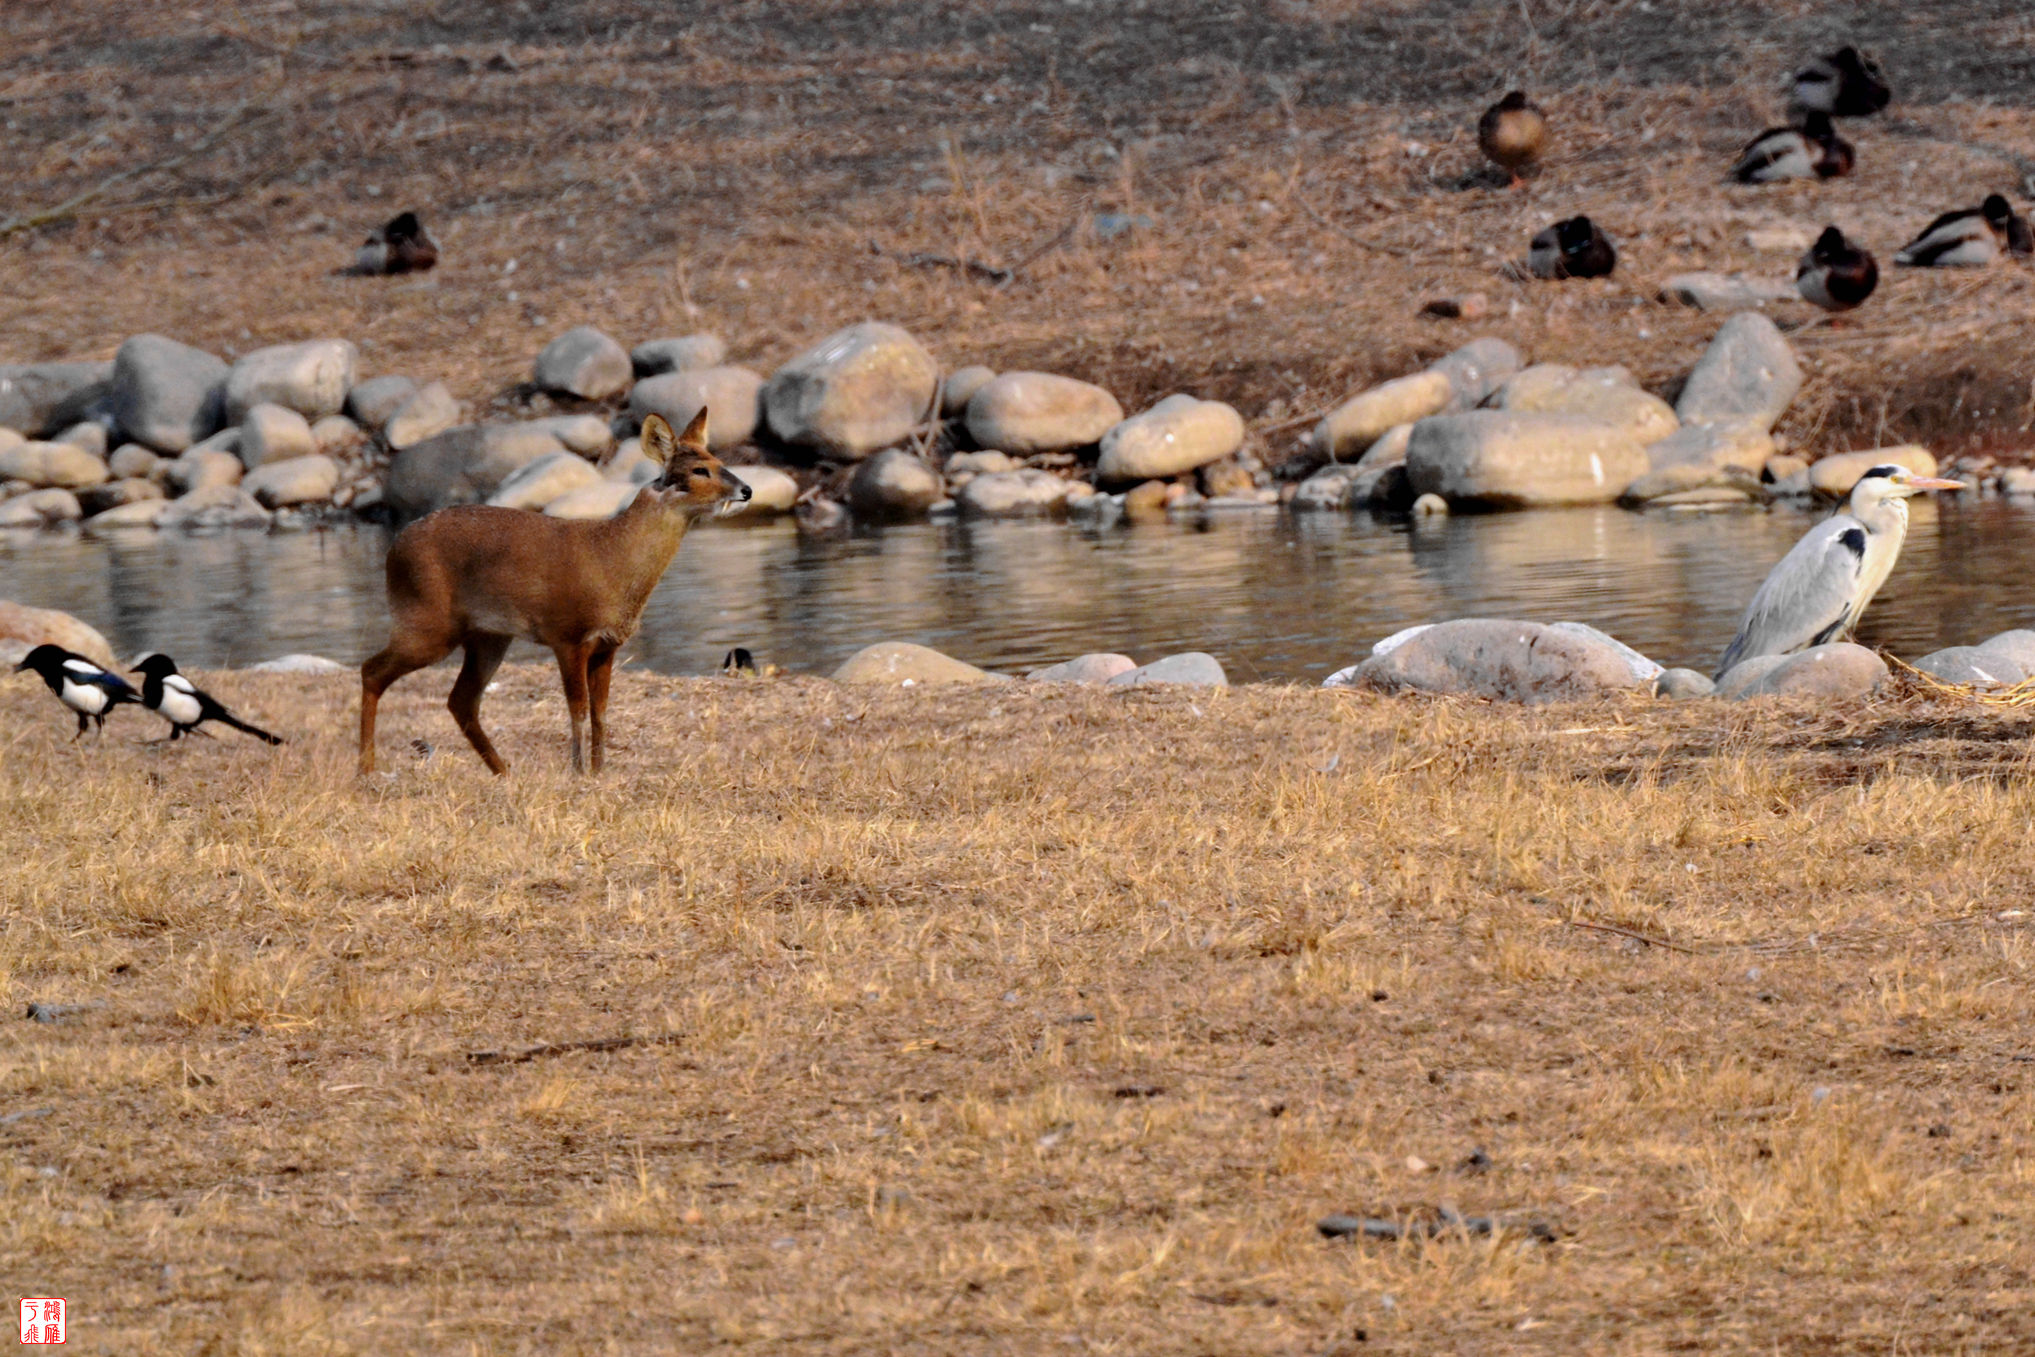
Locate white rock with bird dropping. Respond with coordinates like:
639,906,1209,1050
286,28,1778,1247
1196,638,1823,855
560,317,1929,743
1404,412,1649,508
1095,395,1245,482
762,322,939,460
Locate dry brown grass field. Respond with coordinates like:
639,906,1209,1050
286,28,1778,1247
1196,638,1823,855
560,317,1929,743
6,667,2035,1353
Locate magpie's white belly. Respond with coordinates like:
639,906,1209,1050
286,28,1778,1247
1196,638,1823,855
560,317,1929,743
60,679,108,715
160,689,203,725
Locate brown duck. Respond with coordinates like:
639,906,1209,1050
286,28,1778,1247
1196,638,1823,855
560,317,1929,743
1478,92,1547,188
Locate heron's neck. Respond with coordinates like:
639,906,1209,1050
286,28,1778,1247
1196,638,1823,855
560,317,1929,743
1855,492,1908,542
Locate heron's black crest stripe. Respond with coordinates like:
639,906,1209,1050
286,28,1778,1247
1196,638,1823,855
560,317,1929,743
1857,465,1902,482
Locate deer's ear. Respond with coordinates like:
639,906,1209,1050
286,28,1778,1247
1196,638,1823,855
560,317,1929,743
677,407,710,451
640,413,677,467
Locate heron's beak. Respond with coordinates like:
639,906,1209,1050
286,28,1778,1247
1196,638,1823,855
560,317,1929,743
1902,476,1967,493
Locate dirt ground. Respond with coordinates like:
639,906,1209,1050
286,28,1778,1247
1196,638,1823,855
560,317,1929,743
5,667,2035,1353
5,2,2035,465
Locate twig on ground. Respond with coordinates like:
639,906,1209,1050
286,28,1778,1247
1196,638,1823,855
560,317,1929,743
869,240,1014,286
466,1032,682,1066
0,103,275,239
1566,919,1697,954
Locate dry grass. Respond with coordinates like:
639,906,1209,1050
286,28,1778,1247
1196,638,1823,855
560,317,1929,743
6,665,2035,1352
5,2,2035,465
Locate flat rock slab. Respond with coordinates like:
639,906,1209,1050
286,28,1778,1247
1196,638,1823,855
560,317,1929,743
1715,643,1887,701
1405,411,1649,507
1106,652,1228,687
1325,618,1658,703
832,641,1009,685
1028,653,1137,683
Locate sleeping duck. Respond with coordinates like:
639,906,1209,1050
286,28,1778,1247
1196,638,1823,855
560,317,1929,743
1894,194,2034,267
1797,227,1878,313
1791,46,1891,118
1731,112,1853,183
1527,216,1616,280
347,211,439,276
1477,91,1547,188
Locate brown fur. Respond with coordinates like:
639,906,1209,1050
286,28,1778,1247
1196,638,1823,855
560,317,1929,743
358,410,749,776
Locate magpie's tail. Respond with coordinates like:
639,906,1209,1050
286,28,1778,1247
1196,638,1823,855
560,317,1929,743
219,710,284,745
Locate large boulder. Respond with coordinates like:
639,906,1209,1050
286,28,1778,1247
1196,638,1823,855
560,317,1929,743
1106,652,1228,688
238,403,317,468
386,424,568,518
1095,395,1246,482
1404,412,1649,507
0,362,114,438
1807,446,1940,497
383,381,462,451
762,322,938,459
224,339,358,422
942,365,996,417
542,482,638,519
1674,313,1802,431
1912,646,2029,689
848,448,943,521
0,599,116,668
727,464,798,512
1427,337,1523,412
1493,365,1678,444
831,641,1009,685
1644,420,1775,474
0,489,83,527
964,371,1122,455
1715,643,1886,701
487,451,604,511
110,335,227,452
1324,618,1659,703
242,454,340,508
534,326,632,401
0,440,109,489
1310,371,1452,461
344,374,419,432
630,334,727,378
956,468,1074,517
628,366,764,451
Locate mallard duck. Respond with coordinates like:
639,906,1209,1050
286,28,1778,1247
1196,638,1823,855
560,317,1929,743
1894,194,2033,267
1526,215,1615,279
348,211,438,276
1731,112,1853,183
1477,91,1547,188
721,647,785,678
1791,46,1891,118
1796,227,1878,312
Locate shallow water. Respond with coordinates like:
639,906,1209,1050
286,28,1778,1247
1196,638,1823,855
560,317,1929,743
3,499,2031,682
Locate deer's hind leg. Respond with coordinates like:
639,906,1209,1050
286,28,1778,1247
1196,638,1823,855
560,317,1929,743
360,628,457,774
448,632,514,775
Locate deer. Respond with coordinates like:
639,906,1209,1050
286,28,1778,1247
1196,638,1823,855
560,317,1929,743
358,409,751,776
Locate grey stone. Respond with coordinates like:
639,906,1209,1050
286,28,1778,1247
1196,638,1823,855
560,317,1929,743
1654,668,1718,700
1325,618,1657,702
944,450,1016,477
1546,623,1664,683
1808,447,1941,497
383,381,462,451
224,339,358,422
524,414,615,459
239,403,317,468
832,641,1009,685
956,468,1073,517
631,334,727,378
0,441,109,490
163,446,244,495
1427,337,1523,411
1494,365,1678,444
1355,424,1414,470
762,322,939,459
627,366,764,451
77,478,163,516
1106,652,1228,688
1912,646,2028,689
1411,491,1449,516
1645,420,1775,474
543,481,638,519
1096,395,1245,482
52,421,108,457
1714,643,1886,701
942,365,996,417
849,448,943,521
727,463,798,512
81,499,170,532
1310,371,1452,461
1405,412,1650,507
601,438,653,484
242,454,340,508
344,375,420,432
1028,653,1137,683
534,326,632,401
0,361,114,438
246,653,349,674
964,371,1123,456
311,414,365,457
110,335,228,452
1066,490,1121,528
489,452,605,511
1975,629,2035,671
0,600,116,667
1291,463,1366,510
385,423,568,518
1659,272,1796,310
158,485,272,530
0,488,82,526
1674,313,1803,431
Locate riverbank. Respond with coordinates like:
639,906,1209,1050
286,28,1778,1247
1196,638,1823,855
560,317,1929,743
6,671,2034,1352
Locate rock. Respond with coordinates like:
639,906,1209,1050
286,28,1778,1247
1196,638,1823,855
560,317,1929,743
1974,629,2035,672
1619,462,1765,506
1765,453,1810,483
246,653,349,674
1200,459,1256,498
942,365,996,417
727,463,798,512
53,422,108,457
77,478,163,516
486,451,604,511
1411,491,1449,516
0,441,109,489
1808,446,1940,497
542,481,639,519
1912,646,2029,689
1659,272,1797,310
1356,424,1414,471
1123,479,1171,521
1715,643,1886,701
762,322,939,459
242,454,339,508
1674,313,1803,432
1405,412,1649,508
312,415,365,457
383,381,462,451
630,334,727,378
2001,467,2035,497
945,450,1015,478
1427,337,1524,412
1311,371,1452,461
964,371,1123,456
628,366,764,451
0,599,116,668
1106,652,1228,688
224,339,358,422
0,361,114,438
110,335,228,452
1325,618,1657,702
238,403,317,468
1291,464,1363,510
0,488,82,526
601,438,653,484
534,326,632,401
1093,395,1244,483
1654,667,1717,699
956,468,1074,517
831,641,1009,685
344,374,420,432
158,484,271,530
1645,420,1775,474
82,499,170,533
1421,293,1490,320
1494,365,1679,444
848,448,943,521
517,415,611,459
1028,653,1137,683
385,424,568,517
163,447,244,495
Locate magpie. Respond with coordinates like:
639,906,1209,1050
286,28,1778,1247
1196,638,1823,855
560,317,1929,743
14,644,141,739
130,653,283,744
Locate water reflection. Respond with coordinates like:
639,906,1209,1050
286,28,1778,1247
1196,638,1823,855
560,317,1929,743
2,499,2030,681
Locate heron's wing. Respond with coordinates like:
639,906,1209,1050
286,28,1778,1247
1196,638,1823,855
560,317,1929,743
1716,519,1868,675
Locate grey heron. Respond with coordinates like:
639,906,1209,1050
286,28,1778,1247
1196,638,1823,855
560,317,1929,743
1714,464,1964,679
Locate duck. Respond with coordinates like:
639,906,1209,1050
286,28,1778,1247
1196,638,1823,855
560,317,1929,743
347,211,438,276
1796,226,1878,313
1526,216,1616,279
721,647,785,679
1731,112,1853,183
1894,194,2034,267
131,653,283,744
13,644,140,739
1791,46,1891,119
793,490,850,539
1477,91,1547,188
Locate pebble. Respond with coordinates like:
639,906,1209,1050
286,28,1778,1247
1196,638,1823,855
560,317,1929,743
53,421,108,457
848,448,943,521
311,414,365,457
